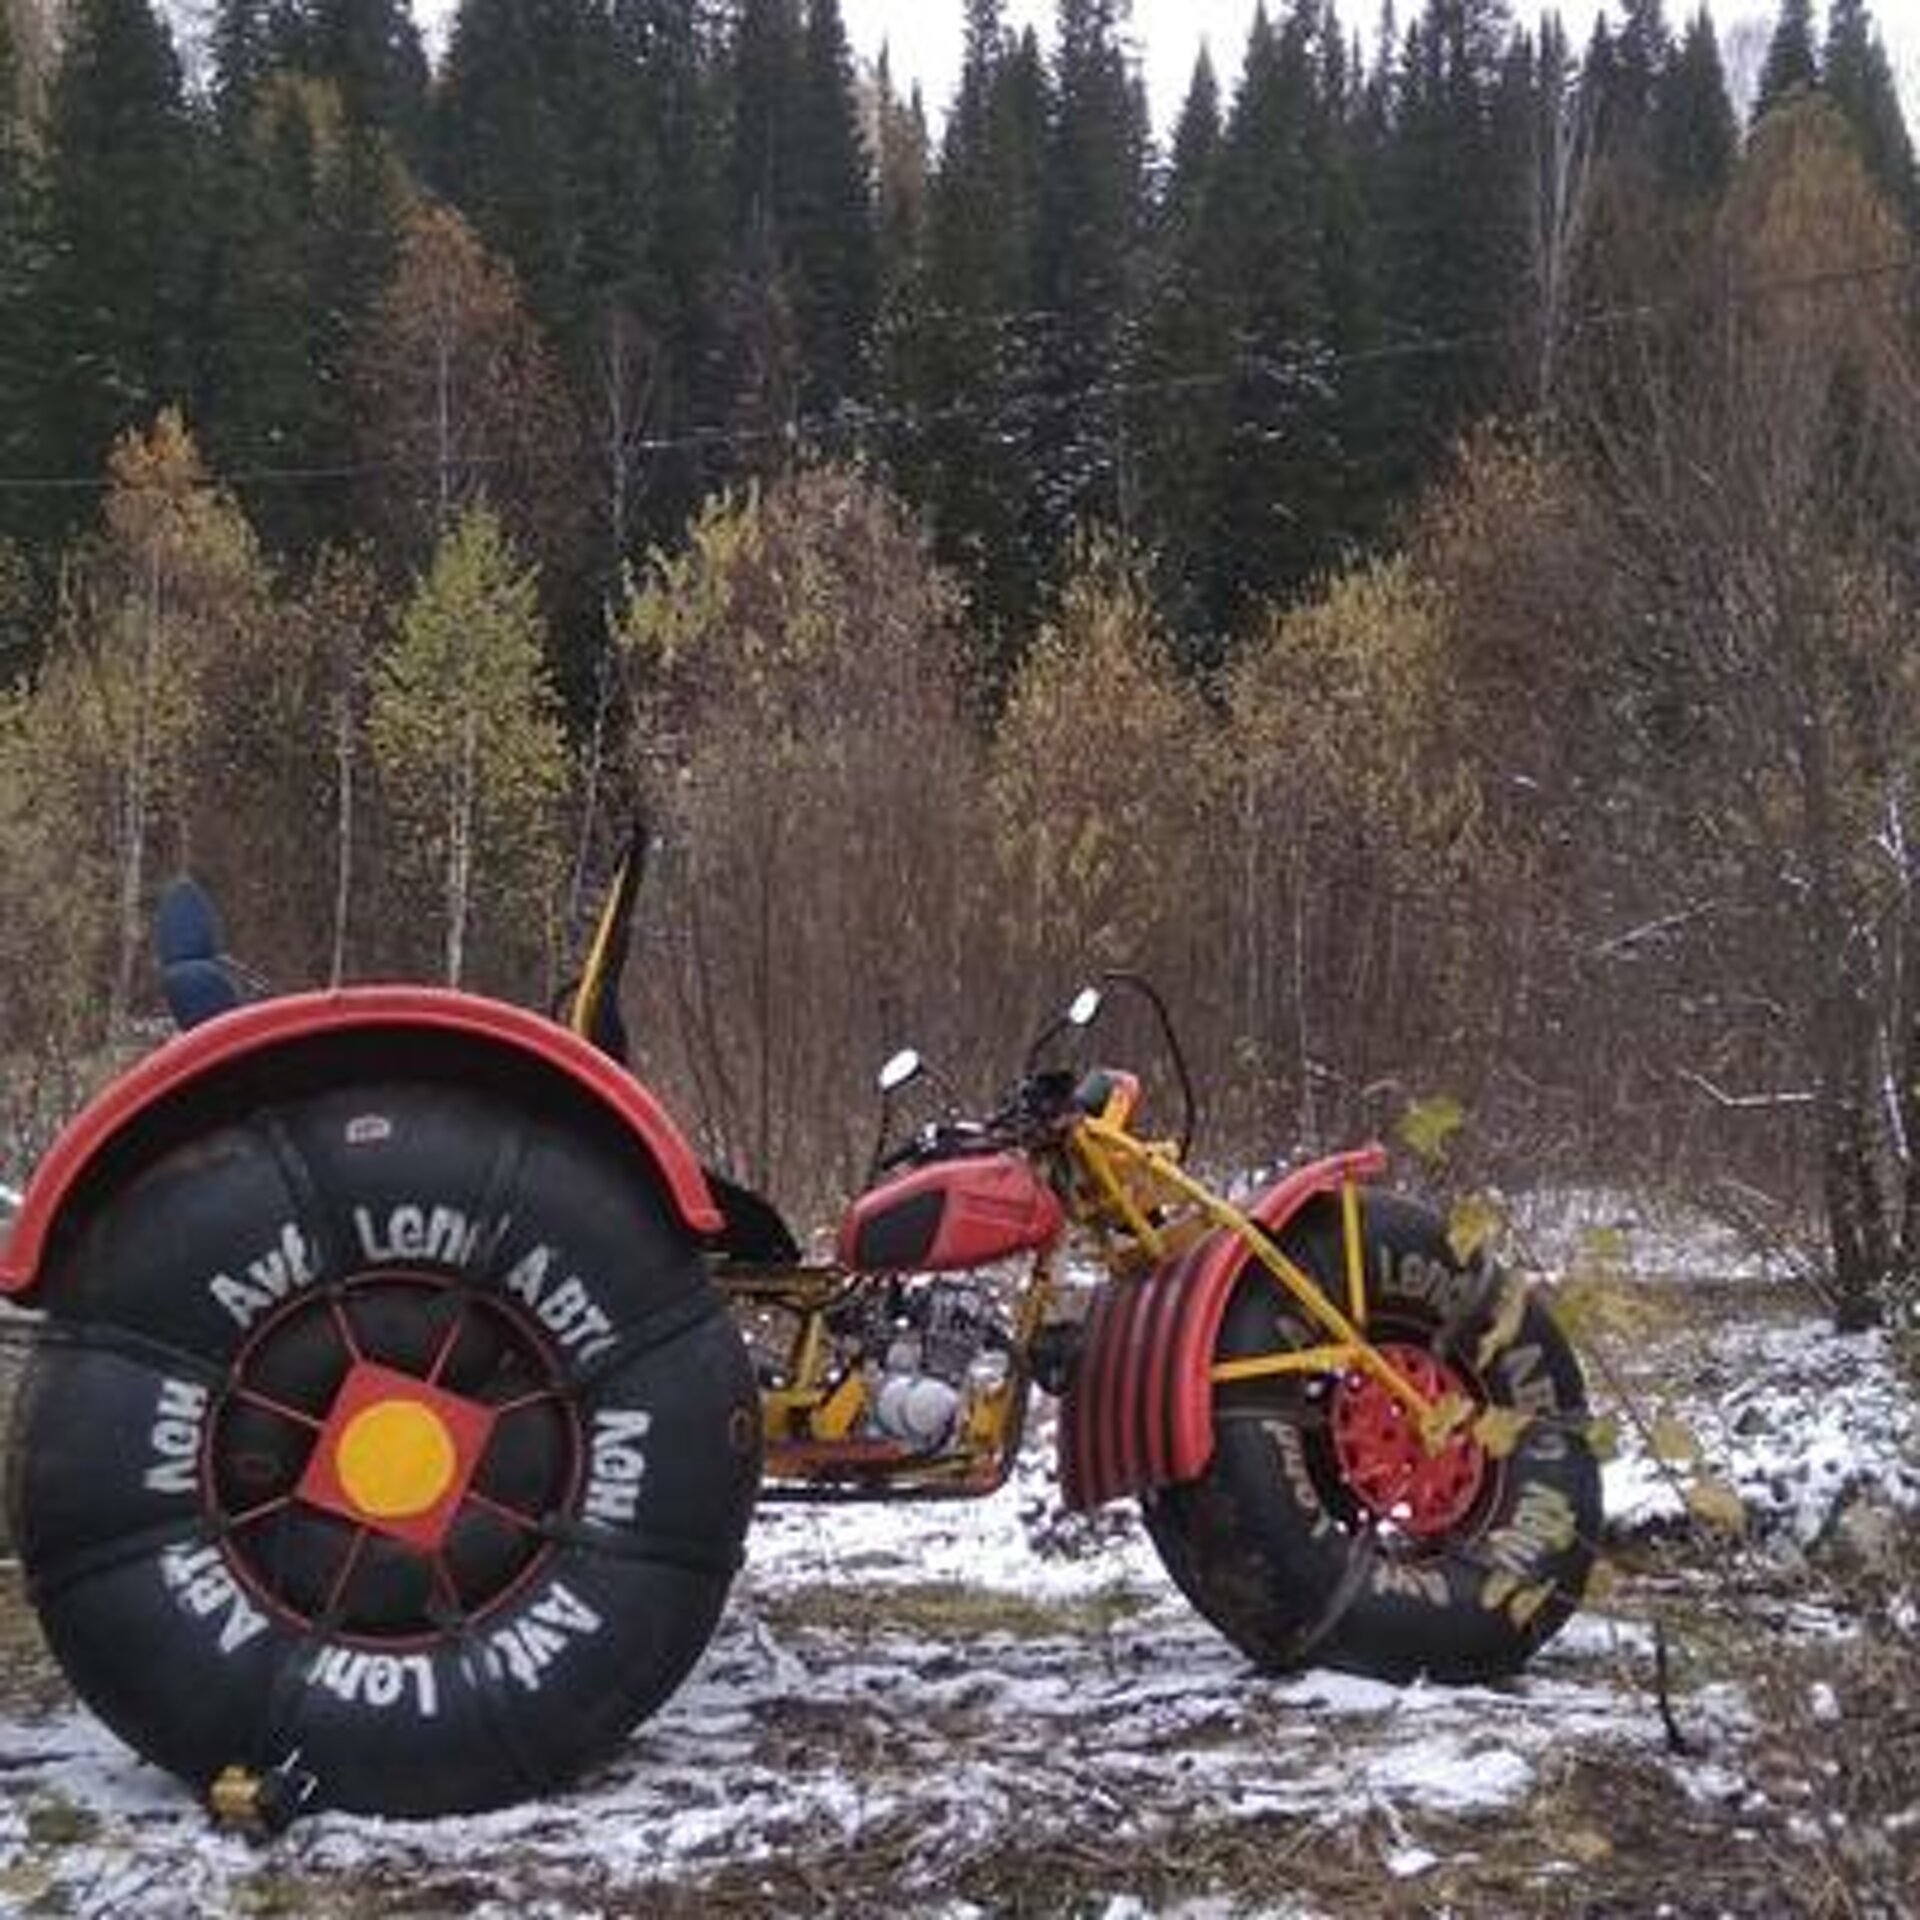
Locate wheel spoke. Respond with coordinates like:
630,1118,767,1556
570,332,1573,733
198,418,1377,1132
461,1487,548,1537
230,1385,326,1431
424,1298,471,1387
225,1493,297,1530
428,1553,464,1621
320,1525,369,1621
328,1294,365,1365
488,1386,561,1418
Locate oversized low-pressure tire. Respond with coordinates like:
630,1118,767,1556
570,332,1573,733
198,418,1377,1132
4,1078,762,1817
1142,1194,1599,1683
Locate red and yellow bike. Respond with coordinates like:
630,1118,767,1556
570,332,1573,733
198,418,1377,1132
2,849,1599,1819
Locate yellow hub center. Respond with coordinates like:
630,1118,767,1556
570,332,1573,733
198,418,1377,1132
334,1397,458,1519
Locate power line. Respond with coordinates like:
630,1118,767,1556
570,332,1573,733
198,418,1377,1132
0,250,1914,496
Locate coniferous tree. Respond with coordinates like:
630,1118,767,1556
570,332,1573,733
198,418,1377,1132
197,74,405,555
1581,12,1621,151
1609,0,1671,157
434,0,620,351
1034,0,1147,554
1822,0,1917,226
788,0,874,410
616,0,726,526
209,0,295,128
720,0,877,436
1207,4,1337,621
882,5,1052,665
1754,0,1818,119
1653,8,1737,202
0,0,37,616
1380,1,1528,491
1131,48,1231,644
24,0,195,546
0,0,18,131
293,0,427,155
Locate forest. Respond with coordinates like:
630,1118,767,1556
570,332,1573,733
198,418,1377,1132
1,0,1919,1327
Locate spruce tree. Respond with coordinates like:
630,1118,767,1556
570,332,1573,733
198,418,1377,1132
617,0,726,526
1822,0,1918,226
1034,0,1147,553
434,0,618,351
197,75,404,555
881,10,1052,666
1610,0,1671,155
209,0,295,128
294,0,427,155
26,0,195,542
1654,8,1737,201
1132,48,1230,646
786,0,875,410
0,0,38,566
1206,3,1338,622
1754,0,1818,119
1380,1,1528,491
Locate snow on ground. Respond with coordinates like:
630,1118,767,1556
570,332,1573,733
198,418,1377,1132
1,1197,1916,1914
1601,1315,1920,1543
0,1462,1645,1918
1508,1186,1790,1286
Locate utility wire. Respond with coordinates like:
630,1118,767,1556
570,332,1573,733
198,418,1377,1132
0,250,1913,495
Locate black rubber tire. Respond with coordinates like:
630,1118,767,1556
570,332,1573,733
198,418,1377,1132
5,1078,761,1817
1142,1194,1599,1683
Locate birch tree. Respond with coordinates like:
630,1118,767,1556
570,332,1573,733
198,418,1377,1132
369,503,567,991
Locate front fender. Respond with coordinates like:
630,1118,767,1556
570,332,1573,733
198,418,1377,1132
0,987,722,1302
1058,1145,1387,1511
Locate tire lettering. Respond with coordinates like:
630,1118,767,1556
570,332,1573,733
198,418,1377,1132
1482,1482,1577,1579
1387,1251,1482,1320
1267,1420,1333,1533
159,1543,269,1654
207,1223,319,1330
308,1646,439,1718
485,1581,604,1692
145,1379,208,1494
583,1409,653,1524
354,1203,492,1270
1493,1343,1571,1459
501,1245,617,1362
1369,1559,1451,1606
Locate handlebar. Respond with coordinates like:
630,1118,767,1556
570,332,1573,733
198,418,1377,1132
866,973,1198,1178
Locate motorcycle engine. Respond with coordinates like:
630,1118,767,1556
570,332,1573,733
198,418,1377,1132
864,1277,1004,1451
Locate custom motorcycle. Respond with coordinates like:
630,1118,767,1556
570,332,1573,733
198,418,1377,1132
1,842,1599,1821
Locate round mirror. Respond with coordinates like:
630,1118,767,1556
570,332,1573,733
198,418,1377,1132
877,1048,923,1094
1067,986,1103,1028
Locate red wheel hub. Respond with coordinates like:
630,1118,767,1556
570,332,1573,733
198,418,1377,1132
296,1361,498,1552
1329,1344,1488,1537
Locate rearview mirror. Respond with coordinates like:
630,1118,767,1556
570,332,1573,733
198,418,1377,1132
878,1048,923,1094
1067,986,1102,1028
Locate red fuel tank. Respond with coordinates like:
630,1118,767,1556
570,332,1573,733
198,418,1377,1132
837,1154,1065,1272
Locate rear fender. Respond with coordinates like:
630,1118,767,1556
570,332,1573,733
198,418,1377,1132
1058,1145,1387,1511
0,987,722,1303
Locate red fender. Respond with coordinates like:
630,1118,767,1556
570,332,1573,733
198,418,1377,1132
0,987,722,1301
1058,1144,1388,1511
